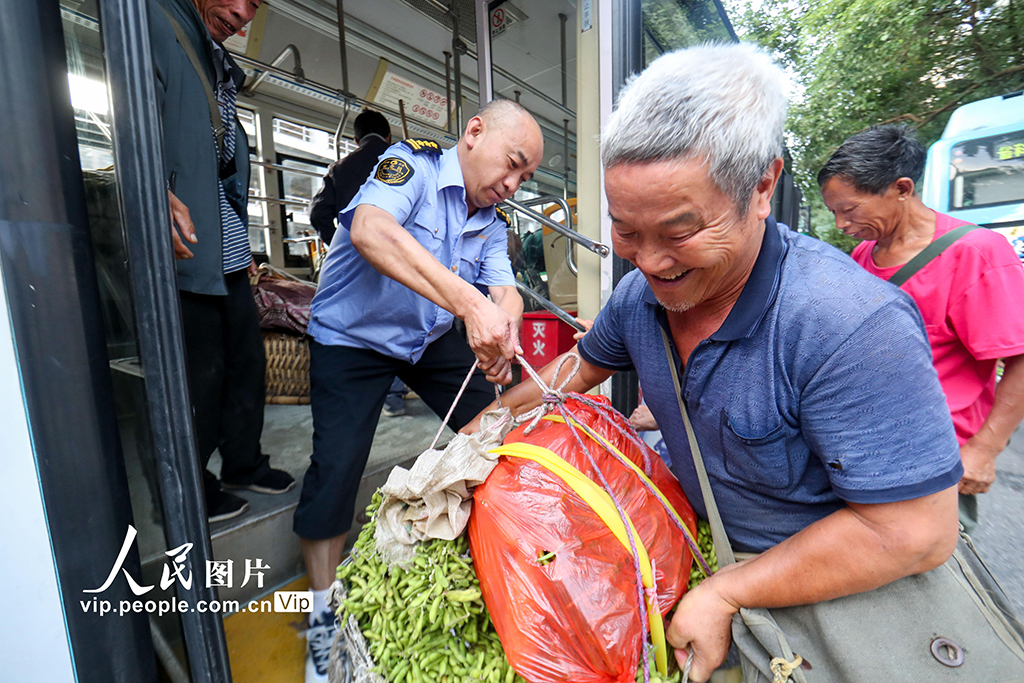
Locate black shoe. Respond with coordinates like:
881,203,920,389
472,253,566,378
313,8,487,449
222,467,296,495
207,489,249,523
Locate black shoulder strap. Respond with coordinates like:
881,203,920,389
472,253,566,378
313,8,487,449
159,6,225,158
889,224,981,287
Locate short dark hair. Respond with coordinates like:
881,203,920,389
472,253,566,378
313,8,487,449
817,124,927,194
353,110,391,143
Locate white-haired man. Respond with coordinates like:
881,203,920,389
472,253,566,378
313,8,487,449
465,44,961,680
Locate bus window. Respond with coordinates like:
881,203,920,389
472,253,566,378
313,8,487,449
950,131,1024,210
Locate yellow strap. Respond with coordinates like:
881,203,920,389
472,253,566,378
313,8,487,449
489,442,668,675
540,415,708,573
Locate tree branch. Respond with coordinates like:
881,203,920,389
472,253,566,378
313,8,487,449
875,64,1024,130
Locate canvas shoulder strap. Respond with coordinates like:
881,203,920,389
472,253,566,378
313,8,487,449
660,327,736,567
159,6,225,158
888,224,981,287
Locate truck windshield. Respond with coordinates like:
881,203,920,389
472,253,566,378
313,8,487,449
949,131,1024,210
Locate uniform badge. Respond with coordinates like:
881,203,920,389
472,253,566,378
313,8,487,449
375,157,414,185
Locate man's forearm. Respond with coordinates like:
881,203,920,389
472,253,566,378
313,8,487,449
709,487,958,611
970,353,1024,456
351,205,485,320
490,285,523,326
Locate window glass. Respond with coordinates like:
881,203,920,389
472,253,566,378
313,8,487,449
642,0,733,65
950,132,1024,210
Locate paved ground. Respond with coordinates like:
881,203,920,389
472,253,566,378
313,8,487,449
971,422,1024,617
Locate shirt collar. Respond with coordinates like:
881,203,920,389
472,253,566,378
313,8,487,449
642,215,787,341
438,145,465,191
359,133,388,147
439,145,498,223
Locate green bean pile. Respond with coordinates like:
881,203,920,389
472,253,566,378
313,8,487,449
686,518,718,591
337,491,525,683
338,492,717,683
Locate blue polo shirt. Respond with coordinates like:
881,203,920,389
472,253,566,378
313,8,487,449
578,217,963,552
308,143,516,363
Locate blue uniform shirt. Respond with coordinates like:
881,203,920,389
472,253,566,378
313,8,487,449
578,217,963,553
308,142,516,363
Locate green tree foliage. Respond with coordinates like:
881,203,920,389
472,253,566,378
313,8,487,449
738,0,1024,251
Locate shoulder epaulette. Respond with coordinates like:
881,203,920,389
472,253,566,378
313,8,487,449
401,138,442,154
495,206,512,227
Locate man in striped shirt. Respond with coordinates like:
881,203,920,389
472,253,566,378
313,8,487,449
153,0,295,523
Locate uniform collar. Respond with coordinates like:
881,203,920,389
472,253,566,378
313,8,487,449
642,215,787,341
439,145,498,223
438,145,465,191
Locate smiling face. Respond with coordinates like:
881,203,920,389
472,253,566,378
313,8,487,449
193,0,260,44
606,157,778,314
459,113,543,212
820,176,905,242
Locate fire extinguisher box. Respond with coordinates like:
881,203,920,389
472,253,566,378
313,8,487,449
520,311,578,368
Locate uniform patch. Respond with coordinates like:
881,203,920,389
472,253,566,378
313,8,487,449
401,138,442,154
375,157,414,185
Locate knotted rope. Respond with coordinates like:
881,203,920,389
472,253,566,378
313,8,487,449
771,655,804,683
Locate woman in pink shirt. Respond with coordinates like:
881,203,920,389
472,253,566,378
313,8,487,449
819,124,1024,532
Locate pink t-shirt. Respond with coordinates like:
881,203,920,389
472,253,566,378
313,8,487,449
852,211,1024,444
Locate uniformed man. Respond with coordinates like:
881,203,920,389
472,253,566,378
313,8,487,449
295,99,543,682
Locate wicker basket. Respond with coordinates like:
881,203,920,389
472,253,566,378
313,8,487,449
263,331,310,404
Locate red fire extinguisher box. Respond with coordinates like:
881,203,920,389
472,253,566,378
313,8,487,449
520,311,578,368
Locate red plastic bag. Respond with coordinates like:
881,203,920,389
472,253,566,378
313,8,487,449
468,395,698,683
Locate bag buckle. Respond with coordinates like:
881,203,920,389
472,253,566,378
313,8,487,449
930,637,965,667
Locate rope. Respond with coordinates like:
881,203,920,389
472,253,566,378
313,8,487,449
427,360,504,451
431,352,715,683
771,655,803,683
516,354,714,578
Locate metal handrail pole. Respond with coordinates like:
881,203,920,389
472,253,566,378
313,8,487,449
516,283,587,331
229,52,456,139
502,197,607,256
244,43,304,95
464,48,576,118
250,159,325,177
333,98,351,160
510,195,581,274
336,0,350,94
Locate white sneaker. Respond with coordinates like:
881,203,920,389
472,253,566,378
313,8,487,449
304,611,337,683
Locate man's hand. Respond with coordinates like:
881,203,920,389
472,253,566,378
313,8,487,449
666,568,742,682
168,190,198,259
959,440,999,495
464,298,522,382
479,355,514,385
629,404,659,431
572,317,594,342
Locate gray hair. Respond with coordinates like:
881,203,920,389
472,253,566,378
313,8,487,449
602,43,789,215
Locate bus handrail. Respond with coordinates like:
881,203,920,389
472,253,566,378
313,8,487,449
516,282,587,332
517,195,580,275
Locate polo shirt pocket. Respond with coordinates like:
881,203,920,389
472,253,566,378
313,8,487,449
719,409,792,489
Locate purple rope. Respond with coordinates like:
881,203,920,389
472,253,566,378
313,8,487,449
555,402,654,683
550,397,714,579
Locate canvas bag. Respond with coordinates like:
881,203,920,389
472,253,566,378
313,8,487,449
661,328,1024,682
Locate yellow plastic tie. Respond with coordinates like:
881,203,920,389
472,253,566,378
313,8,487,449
490,442,669,675
770,654,803,683
540,414,712,575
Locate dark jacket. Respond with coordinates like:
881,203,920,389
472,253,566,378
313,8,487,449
148,0,251,295
307,135,391,245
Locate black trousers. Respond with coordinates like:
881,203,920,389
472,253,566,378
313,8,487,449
293,327,495,539
179,270,270,498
